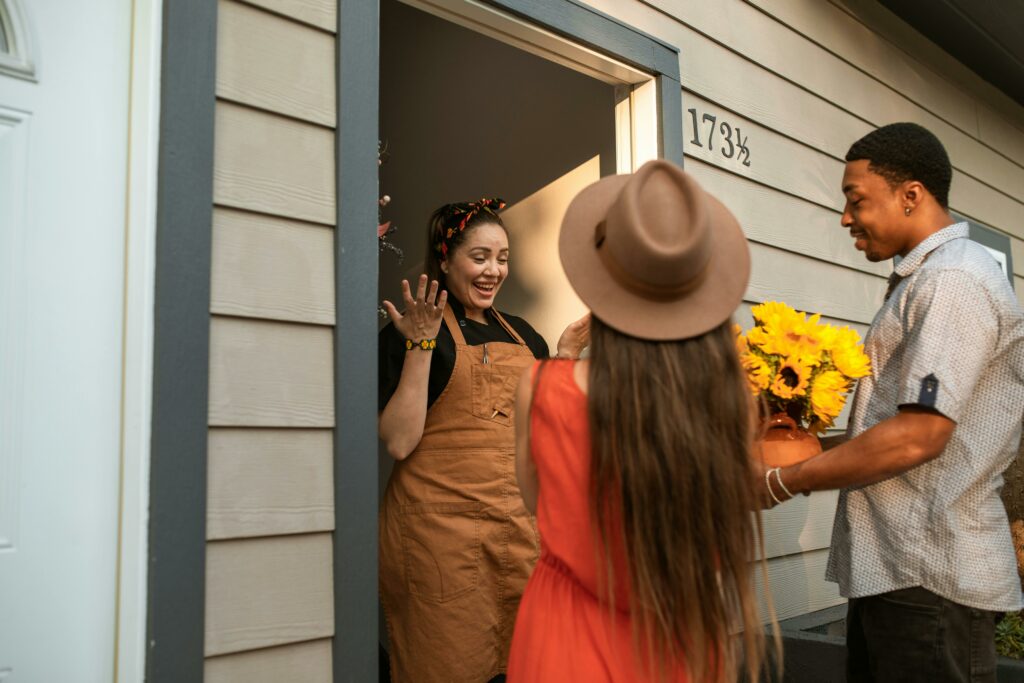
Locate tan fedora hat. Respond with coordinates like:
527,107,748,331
559,159,750,340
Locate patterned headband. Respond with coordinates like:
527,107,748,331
433,197,507,258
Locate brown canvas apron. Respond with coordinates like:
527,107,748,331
380,306,540,683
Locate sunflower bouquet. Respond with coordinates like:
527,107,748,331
736,301,871,434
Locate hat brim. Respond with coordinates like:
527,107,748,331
558,172,751,341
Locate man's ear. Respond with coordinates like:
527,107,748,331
902,180,926,210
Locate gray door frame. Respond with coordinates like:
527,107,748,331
146,0,216,680
145,0,681,681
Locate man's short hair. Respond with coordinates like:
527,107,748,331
846,123,952,208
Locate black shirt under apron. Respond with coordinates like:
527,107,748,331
378,298,549,412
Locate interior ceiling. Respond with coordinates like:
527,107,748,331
878,0,1024,107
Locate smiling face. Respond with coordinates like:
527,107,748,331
840,159,914,262
441,222,509,322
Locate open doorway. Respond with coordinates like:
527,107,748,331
379,0,621,346
377,0,665,676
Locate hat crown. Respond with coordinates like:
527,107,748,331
558,158,750,340
599,161,712,298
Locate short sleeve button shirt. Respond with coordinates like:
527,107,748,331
825,222,1024,611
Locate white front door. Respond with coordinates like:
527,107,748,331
0,1,131,680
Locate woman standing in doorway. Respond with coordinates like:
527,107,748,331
509,161,777,682
378,198,589,682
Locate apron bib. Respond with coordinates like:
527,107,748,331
380,306,540,682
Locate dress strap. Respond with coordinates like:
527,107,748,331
442,305,466,345
490,309,528,346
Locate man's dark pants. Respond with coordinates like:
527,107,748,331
846,586,1001,682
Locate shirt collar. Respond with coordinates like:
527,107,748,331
894,222,969,278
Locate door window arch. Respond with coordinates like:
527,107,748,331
0,0,36,81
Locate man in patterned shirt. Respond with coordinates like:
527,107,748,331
768,123,1024,682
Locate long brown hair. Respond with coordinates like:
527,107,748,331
587,315,778,682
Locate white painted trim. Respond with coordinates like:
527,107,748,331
629,78,658,168
0,0,36,81
0,105,30,557
614,85,632,174
115,0,162,680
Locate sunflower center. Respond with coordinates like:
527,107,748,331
780,366,800,388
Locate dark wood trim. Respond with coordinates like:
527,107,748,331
334,0,381,680
146,0,217,680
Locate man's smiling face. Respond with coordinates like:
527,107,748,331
840,159,912,262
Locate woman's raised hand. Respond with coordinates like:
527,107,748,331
383,275,448,343
556,313,591,360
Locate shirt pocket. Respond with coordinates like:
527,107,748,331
470,362,521,426
399,501,486,603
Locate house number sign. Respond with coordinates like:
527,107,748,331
686,107,752,167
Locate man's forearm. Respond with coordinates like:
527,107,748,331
782,409,954,495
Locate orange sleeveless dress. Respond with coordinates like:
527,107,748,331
507,360,689,682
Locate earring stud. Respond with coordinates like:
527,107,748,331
904,207,911,216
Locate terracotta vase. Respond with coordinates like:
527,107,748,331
757,413,822,468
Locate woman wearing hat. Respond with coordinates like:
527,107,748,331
378,199,589,682
508,160,777,682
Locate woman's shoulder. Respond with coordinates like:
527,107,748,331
530,359,582,401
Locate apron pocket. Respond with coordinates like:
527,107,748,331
399,501,486,603
471,364,520,426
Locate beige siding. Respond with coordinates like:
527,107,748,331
208,316,334,427
217,0,335,126
582,0,1024,621
211,207,335,325
689,159,889,279
207,428,334,540
205,639,332,683
206,0,337,669
237,0,336,32
205,533,334,656
758,549,843,622
213,101,335,225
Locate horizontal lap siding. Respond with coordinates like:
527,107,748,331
207,428,334,539
205,639,333,682
206,0,337,676
583,0,1024,620
205,533,334,655
211,207,335,325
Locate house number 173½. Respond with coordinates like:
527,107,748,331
687,108,751,167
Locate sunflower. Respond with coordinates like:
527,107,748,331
827,327,871,379
734,324,749,356
738,302,871,431
752,301,804,330
769,357,812,400
809,370,848,426
741,352,773,394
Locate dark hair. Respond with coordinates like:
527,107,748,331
425,201,507,289
845,122,952,208
587,315,777,682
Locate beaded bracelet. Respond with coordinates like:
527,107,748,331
405,338,437,351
